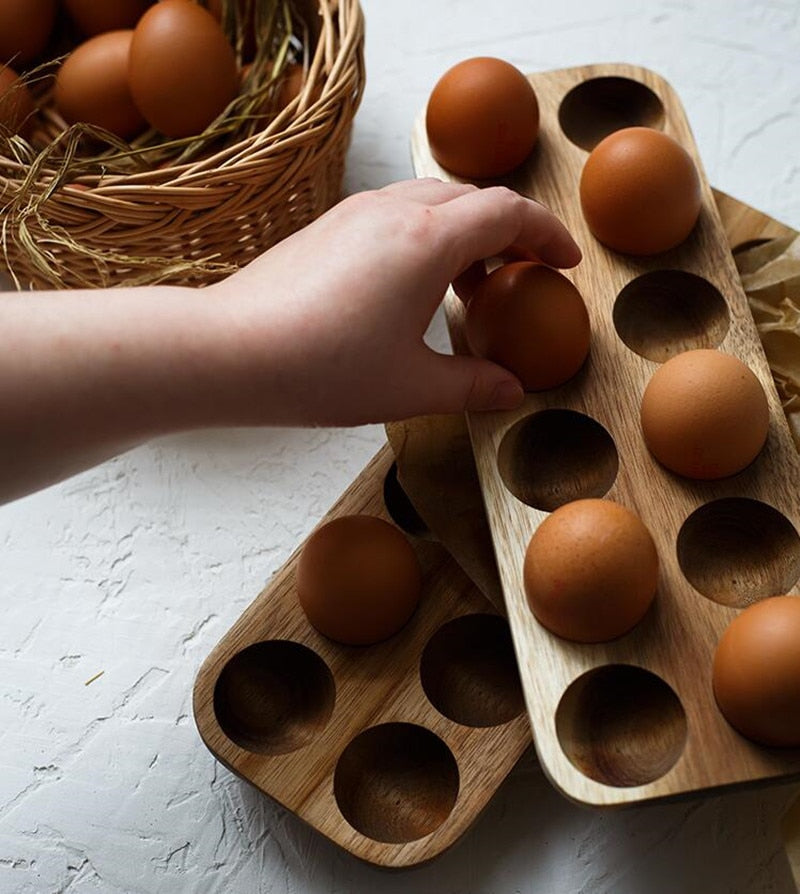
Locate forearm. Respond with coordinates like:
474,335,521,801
0,180,580,503
0,282,248,502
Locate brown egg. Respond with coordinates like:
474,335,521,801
63,0,154,36
129,0,239,138
277,63,319,110
464,262,590,391
641,349,770,479
55,30,147,141
297,515,422,646
713,595,800,747
523,499,658,643
425,57,539,180
580,126,702,255
0,64,34,135
0,0,57,66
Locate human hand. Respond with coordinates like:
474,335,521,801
0,179,579,502
212,178,581,426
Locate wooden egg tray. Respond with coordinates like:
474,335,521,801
410,62,800,807
192,446,531,868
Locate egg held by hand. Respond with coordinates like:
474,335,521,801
465,262,590,391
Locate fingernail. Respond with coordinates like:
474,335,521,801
485,380,524,411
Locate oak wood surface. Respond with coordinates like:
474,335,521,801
193,446,531,868
410,62,800,808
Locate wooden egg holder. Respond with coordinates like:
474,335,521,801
411,62,800,807
193,446,531,868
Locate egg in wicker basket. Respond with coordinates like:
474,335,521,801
0,0,365,289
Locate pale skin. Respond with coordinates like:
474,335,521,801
0,178,580,504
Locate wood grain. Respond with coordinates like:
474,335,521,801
193,445,531,868
388,187,798,617
410,63,800,807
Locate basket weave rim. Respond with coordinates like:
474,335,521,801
0,0,365,197
0,0,366,289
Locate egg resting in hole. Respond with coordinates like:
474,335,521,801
425,56,539,180
640,349,770,480
297,515,422,646
579,126,702,255
523,498,659,643
54,30,147,141
712,595,800,747
464,262,590,391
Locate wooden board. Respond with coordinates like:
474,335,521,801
386,186,799,618
193,445,531,868
410,62,800,807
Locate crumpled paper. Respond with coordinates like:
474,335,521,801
738,234,800,448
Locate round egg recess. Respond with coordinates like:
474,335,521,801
296,514,423,646
425,56,539,180
579,126,702,255
523,498,659,643
464,262,591,391
712,595,800,748
54,30,147,141
128,0,240,138
640,349,770,480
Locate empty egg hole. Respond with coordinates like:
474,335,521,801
677,498,800,608
613,270,730,362
213,641,335,755
498,409,618,511
556,665,687,788
420,614,525,727
382,462,434,539
334,723,459,843
558,76,665,151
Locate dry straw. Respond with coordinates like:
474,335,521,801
0,0,365,289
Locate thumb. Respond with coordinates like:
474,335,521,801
416,350,524,414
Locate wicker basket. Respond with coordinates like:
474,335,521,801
0,0,365,289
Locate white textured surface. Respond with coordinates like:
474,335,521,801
2,1,800,892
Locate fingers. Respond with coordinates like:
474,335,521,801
436,185,582,272
379,177,478,205
399,348,524,417
377,179,580,273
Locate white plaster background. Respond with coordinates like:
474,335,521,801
2,1,800,891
